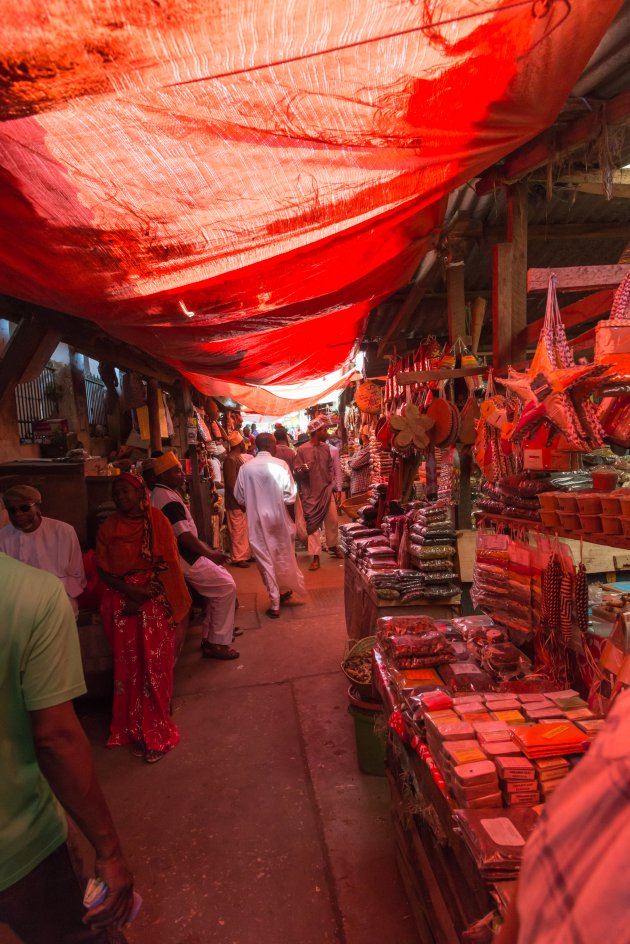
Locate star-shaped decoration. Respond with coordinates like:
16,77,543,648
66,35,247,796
498,324,608,450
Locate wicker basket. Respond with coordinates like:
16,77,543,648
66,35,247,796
342,635,377,699
340,491,371,520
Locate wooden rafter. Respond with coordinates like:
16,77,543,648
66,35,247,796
476,90,630,195
525,288,615,344
376,251,440,357
0,295,181,386
528,265,630,293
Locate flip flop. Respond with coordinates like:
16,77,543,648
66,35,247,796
131,743,146,758
280,591,293,603
202,644,240,660
309,559,320,571
144,750,166,764
233,628,244,637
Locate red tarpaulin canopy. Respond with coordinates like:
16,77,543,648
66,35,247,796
0,0,622,408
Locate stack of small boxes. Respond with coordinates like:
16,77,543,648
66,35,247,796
496,756,539,806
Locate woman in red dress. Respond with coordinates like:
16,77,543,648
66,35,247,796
96,473,191,763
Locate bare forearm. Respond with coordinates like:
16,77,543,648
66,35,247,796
177,532,216,558
35,727,121,860
494,899,520,944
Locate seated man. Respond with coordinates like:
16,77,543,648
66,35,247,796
0,484,86,617
151,452,240,660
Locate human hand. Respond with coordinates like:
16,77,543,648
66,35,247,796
125,585,153,606
207,550,228,566
85,853,134,929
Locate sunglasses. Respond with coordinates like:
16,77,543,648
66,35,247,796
6,502,39,514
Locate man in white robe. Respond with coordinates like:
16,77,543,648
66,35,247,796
234,433,305,619
0,484,86,617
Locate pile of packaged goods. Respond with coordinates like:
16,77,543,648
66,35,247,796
374,615,603,820
340,496,461,602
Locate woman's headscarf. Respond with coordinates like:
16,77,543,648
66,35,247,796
116,472,154,561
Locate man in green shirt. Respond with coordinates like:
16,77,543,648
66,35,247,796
0,553,134,942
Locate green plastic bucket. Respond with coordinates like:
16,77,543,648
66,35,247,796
348,687,386,777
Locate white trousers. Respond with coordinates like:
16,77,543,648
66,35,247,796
307,497,339,555
180,556,236,646
226,508,252,562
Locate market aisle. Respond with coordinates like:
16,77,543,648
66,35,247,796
76,550,418,944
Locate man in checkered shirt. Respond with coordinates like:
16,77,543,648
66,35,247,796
495,689,630,943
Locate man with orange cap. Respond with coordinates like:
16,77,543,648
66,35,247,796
151,452,239,660
222,431,253,568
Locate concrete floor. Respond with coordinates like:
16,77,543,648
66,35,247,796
5,549,419,944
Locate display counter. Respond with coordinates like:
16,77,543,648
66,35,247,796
373,651,514,944
344,556,461,640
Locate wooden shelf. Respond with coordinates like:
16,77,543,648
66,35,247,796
476,512,630,551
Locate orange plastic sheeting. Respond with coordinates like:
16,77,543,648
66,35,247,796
0,0,622,386
187,368,359,416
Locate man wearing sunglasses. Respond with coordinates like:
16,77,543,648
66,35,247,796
0,485,86,618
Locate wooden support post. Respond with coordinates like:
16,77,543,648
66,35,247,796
146,378,162,453
508,182,527,363
492,243,513,368
0,317,61,408
446,262,466,344
180,380,209,543
69,349,91,446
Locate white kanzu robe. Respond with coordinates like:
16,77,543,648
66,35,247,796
234,452,305,609
0,517,86,614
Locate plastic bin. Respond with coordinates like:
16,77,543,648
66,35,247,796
348,686,386,776
576,493,602,515
602,516,623,536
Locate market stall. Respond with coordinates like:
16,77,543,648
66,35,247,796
341,270,630,941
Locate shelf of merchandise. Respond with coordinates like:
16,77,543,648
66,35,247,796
476,512,630,552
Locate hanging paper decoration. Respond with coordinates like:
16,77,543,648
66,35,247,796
500,275,608,451
389,403,435,451
474,371,517,483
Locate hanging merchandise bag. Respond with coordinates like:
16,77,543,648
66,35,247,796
595,272,630,369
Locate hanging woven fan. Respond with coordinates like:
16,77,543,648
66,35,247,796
426,398,453,446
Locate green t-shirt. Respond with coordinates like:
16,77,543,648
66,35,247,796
0,553,87,891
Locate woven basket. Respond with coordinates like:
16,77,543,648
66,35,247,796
341,491,371,520
342,635,377,698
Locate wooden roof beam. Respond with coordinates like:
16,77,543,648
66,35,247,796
0,316,61,407
476,90,630,195
376,250,440,357
0,295,181,387
527,264,630,293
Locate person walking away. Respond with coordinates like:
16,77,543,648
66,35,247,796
234,433,305,619
150,451,239,660
0,484,86,617
222,431,254,568
95,473,191,764
294,416,342,570
0,553,134,943
273,426,296,472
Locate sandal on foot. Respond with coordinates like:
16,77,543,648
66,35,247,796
266,608,280,619
144,750,166,764
280,591,293,604
202,643,240,660
308,559,320,571
131,743,146,758
233,627,244,638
